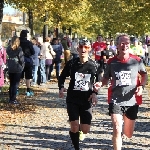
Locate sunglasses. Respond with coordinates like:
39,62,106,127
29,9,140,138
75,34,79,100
79,45,90,49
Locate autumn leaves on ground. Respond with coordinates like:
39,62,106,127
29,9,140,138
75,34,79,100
0,79,58,131
0,68,149,132
146,67,150,97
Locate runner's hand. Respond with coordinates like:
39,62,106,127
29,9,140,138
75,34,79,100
136,86,143,96
93,82,102,92
59,88,66,98
88,93,98,106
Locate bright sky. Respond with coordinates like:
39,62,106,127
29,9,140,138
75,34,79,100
3,5,16,14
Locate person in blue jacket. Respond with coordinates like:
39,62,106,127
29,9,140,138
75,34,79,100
49,38,63,80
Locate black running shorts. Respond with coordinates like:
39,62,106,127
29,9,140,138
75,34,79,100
108,103,139,120
21,62,33,79
67,102,92,125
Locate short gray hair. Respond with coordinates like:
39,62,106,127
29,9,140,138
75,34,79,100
116,33,130,45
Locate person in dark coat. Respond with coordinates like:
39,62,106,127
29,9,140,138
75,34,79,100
6,36,24,104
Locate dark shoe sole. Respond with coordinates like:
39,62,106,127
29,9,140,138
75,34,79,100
8,100,20,105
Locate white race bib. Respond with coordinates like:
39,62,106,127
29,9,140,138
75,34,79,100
115,71,132,86
74,72,91,91
96,51,101,56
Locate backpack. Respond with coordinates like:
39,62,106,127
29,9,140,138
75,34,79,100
8,50,24,73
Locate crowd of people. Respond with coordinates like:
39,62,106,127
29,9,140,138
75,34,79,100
0,31,149,149
0,31,76,104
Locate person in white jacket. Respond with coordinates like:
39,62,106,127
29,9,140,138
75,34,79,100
42,37,56,82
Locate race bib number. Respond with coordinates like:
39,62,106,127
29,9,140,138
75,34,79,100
115,71,132,86
74,72,91,91
109,52,113,56
96,51,101,56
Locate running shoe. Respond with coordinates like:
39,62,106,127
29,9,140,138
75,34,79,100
79,131,85,141
16,90,19,95
26,91,34,96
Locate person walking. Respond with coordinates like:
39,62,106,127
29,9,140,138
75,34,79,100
94,34,148,150
58,39,98,150
39,37,47,85
61,34,71,64
31,37,40,86
20,30,35,96
0,40,6,92
50,38,62,80
36,37,43,85
19,30,35,96
44,37,55,82
6,36,24,104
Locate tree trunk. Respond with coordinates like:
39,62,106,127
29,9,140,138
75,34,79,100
0,0,4,40
43,25,48,42
28,9,33,36
23,12,26,25
43,11,48,42
62,26,66,33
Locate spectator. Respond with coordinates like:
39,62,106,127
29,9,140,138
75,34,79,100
147,40,150,66
36,37,43,85
0,40,6,92
31,37,40,86
19,30,35,96
50,38,62,80
61,34,71,64
6,36,24,104
45,37,55,82
39,38,47,85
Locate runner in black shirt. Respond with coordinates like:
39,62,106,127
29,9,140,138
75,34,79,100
103,41,116,69
58,39,99,150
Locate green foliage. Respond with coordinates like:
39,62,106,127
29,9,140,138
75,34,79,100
4,0,150,38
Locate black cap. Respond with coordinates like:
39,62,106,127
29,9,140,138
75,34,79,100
20,30,29,38
79,39,91,46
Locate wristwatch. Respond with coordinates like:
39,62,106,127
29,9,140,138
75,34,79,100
140,85,144,90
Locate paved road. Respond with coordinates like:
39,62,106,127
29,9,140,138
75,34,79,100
0,82,150,150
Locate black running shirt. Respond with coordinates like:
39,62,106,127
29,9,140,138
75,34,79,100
58,57,98,104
